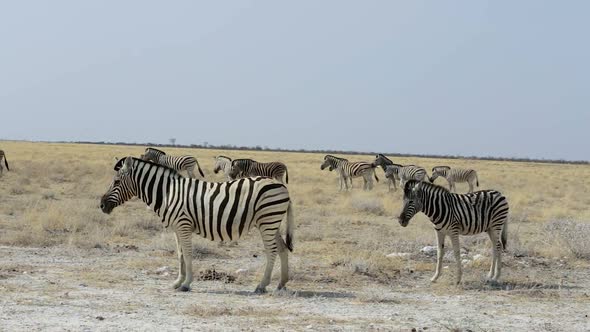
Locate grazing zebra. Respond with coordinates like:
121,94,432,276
430,166,479,193
0,150,8,176
385,164,428,189
228,159,289,184
213,155,234,180
372,154,398,191
320,155,378,191
398,180,509,284
141,147,205,178
100,157,294,293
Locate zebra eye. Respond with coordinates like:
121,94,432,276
114,180,121,186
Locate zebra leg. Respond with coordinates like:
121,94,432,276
176,226,194,292
450,233,462,284
489,229,503,281
255,227,279,294
275,232,289,290
431,230,445,282
486,230,497,280
172,232,186,289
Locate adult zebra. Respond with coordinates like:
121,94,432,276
385,164,428,189
213,155,234,180
228,159,289,184
141,147,205,178
320,155,378,191
100,157,294,293
398,180,509,284
0,150,9,176
430,166,479,193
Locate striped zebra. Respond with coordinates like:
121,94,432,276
228,159,289,184
0,150,9,176
213,155,234,180
141,147,205,178
320,155,378,191
430,166,479,193
385,164,428,189
100,157,294,293
372,154,398,191
398,180,509,284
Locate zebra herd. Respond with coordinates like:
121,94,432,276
96,147,509,291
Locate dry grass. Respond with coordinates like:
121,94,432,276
1,140,589,291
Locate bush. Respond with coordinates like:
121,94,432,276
545,219,590,259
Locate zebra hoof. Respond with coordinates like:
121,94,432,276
277,283,287,290
254,286,267,294
177,285,191,292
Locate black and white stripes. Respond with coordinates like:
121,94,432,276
321,155,378,191
141,147,205,178
100,157,294,293
398,180,509,284
229,158,289,184
430,166,479,193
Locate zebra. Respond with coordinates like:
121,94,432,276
141,147,205,178
385,164,428,189
213,155,234,180
0,150,8,176
372,154,398,191
228,159,289,184
398,180,509,284
430,166,479,193
100,157,294,293
320,155,378,191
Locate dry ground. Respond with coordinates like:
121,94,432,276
0,141,589,331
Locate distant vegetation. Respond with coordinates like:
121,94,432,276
7,139,590,165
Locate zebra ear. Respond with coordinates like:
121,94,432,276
120,157,134,172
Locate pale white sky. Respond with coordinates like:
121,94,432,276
1,1,588,160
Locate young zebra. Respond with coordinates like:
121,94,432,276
372,154,398,191
430,166,479,193
100,157,294,293
398,180,509,284
0,150,9,176
141,147,205,178
385,164,428,189
228,159,289,184
213,155,234,180
320,155,379,191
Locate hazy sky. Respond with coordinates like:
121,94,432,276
1,1,588,160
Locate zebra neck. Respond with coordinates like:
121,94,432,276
420,187,450,225
134,165,184,218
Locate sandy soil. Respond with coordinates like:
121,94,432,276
1,246,588,332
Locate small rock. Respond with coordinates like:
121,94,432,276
420,246,437,256
96,316,105,321
235,268,248,275
306,325,313,329
156,266,171,274
473,254,485,262
386,252,411,258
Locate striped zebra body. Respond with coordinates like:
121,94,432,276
385,164,427,189
399,180,509,284
229,159,289,184
141,147,205,178
372,154,398,191
213,155,234,180
320,155,378,191
430,166,479,193
100,157,294,293
0,150,8,176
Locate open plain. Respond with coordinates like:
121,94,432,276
0,141,589,331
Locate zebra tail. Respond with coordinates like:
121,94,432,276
501,222,508,250
196,161,205,178
476,172,479,187
4,156,8,171
285,201,294,252
285,168,289,184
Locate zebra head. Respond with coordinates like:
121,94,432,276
398,180,423,227
100,157,138,214
213,156,231,174
320,155,337,171
372,154,390,169
142,148,164,162
228,160,245,179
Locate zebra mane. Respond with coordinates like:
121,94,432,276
146,147,166,155
404,180,450,197
325,154,348,161
376,154,393,163
232,158,256,164
433,165,451,171
114,156,181,176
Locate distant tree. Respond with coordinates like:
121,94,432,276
169,138,176,146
